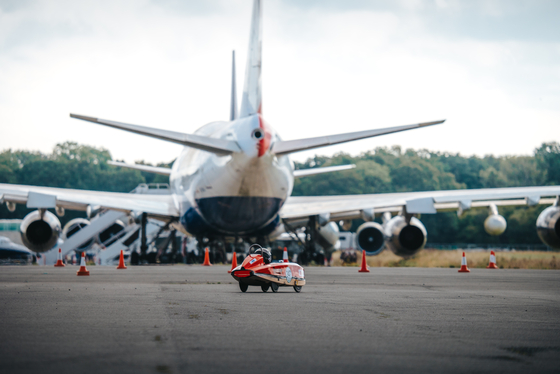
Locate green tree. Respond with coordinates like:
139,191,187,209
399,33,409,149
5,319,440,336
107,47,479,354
535,142,560,185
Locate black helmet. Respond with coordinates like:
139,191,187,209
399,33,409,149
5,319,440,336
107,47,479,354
261,248,272,264
249,244,272,264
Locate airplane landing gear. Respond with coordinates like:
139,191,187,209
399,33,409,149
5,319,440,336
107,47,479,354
283,217,326,266
195,237,227,264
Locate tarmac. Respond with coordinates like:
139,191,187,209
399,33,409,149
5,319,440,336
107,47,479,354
0,265,559,374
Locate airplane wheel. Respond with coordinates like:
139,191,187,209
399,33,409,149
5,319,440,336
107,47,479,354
261,284,269,292
239,283,248,293
270,282,279,293
293,285,302,293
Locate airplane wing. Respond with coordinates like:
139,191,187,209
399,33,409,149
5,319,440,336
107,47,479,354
272,120,444,156
0,184,179,217
70,114,240,155
280,186,560,222
108,161,172,176
293,164,355,178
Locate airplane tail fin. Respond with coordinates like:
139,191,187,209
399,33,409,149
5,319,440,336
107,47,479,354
230,50,238,121
239,0,262,118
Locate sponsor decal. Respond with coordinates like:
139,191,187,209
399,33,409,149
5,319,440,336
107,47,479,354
250,258,257,264
286,267,293,283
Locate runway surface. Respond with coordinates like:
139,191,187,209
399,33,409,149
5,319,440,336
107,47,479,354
1,265,559,374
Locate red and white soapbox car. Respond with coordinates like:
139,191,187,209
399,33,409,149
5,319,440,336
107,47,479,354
231,244,306,293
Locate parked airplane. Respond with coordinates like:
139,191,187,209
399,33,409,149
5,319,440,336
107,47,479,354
1,0,559,263
0,236,33,265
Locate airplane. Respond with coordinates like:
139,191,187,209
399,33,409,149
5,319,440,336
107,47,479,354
0,236,34,265
1,0,559,264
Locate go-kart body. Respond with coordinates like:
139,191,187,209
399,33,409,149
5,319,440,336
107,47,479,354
231,253,306,292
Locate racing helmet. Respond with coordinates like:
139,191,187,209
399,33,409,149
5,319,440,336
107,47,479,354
261,248,272,264
249,244,272,264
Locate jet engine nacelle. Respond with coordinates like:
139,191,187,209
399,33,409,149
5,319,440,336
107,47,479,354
483,204,507,236
316,221,340,251
536,206,560,249
355,222,385,255
384,216,427,257
20,210,61,253
62,218,94,251
484,215,507,236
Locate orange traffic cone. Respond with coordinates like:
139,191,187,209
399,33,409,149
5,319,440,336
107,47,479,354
202,247,212,266
458,251,470,273
358,250,370,273
228,251,238,273
487,250,498,269
76,252,90,276
54,248,65,267
116,250,127,269
283,247,289,263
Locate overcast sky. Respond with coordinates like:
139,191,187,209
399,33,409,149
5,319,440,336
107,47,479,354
1,0,558,165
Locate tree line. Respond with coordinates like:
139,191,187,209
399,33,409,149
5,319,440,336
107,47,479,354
293,142,559,245
1,141,558,245
0,142,170,226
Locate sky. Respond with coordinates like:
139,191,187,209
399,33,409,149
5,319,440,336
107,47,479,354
0,0,559,165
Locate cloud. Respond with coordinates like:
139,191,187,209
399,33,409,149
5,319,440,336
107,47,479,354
0,0,558,165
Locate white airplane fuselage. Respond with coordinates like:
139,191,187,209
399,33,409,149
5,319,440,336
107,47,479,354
66,0,443,240
169,114,294,237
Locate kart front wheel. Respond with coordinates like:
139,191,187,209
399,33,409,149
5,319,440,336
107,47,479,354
293,285,302,293
261,284,269,292
270,282,279,293
239,283,248,292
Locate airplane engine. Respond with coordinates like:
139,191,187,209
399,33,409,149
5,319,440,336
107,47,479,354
96,220,126,246
20,210,61,253
484,215,507,235
355,222,385,255
316,221,340,251
484,204,507,236
62,218,94,251
536,205,560,249
384,216,427,257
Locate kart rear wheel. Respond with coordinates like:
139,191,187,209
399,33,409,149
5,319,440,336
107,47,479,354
270,282,279,293
261,284,269,292
293,285,302,293
239,283,248,292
